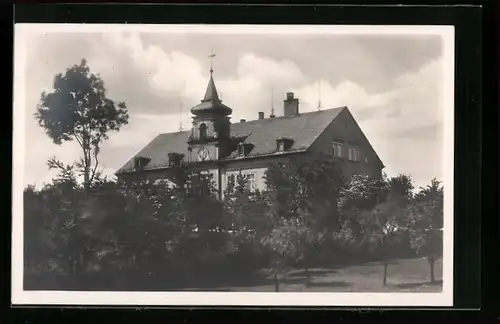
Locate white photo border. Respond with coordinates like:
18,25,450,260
12,24,455,307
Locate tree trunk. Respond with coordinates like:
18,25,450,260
274,269,280,292
429,257,435,283
84,167,90,191
81,141,91,192
383,262,388,287
305,265,311,286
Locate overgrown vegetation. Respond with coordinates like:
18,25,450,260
24,157,444,291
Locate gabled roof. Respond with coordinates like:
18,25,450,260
116,106,345,175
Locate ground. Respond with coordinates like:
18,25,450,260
183,257,443,292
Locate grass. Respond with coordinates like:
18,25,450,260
25,257,443,292
181,257,443,293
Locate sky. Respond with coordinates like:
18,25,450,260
15,25,451,190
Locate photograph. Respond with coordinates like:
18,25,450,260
12,24,454,306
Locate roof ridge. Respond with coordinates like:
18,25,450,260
231,106,346,125
156,106,346,136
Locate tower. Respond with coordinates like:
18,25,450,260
187,52,233,162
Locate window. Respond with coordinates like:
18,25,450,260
246,173,256,191
238,144,245,157
278,141,285,152
134,156,151,171
348,147,361,162
333,142,343,158
199,123,207,140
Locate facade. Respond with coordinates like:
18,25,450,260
116,70,385,196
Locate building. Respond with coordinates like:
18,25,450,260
115,69,384,196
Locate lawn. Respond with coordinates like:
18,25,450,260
182,257,443,293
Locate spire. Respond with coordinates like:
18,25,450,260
202,49,220,103
190,50,232,116
202,74,221,103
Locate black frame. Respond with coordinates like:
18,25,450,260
7,2,494,322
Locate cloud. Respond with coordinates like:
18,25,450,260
91,31,309,120
290,56,444,187
19,28,446,190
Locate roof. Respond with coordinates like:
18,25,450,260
116,106,346,174
190,74,232,116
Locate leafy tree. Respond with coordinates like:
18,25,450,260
388,174,414,201
340,174,389,211
408,178,444,283
260,217,308,292
359,193,409,287
263,154,344,284
35,59,129,191
339,175,389,243
265,153,344,228
23,178,89,285
225,172,271,239
292,222,327,285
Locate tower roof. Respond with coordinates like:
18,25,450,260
202,74,220,102
191,73,232,116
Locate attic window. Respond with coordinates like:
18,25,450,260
237,143,254,157
276,137,294,152
237,144,245,157
134,156,151,172
168,153,185,167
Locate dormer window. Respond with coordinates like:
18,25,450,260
168,153,185,167
237,143,254,157
134,156,151,172
276,137,294,152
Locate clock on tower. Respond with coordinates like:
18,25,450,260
197,147,210,161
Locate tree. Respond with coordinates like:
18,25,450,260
359,193,409,287
388,174,414,203
293,222,326,285
265,153,344,229
260,217,307,292
262,154,344,286
23,178,88,285
408,178,444,283
339,175,389,243
35,58,129,191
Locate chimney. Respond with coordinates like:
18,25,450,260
284,92,299,117
258,112,264,120
240,119,246,123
